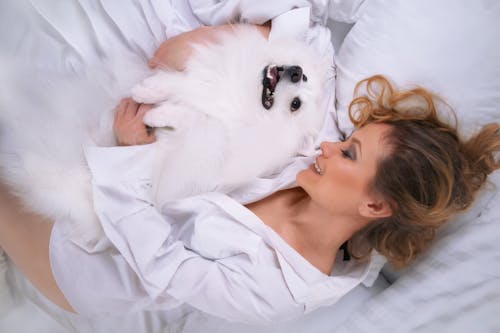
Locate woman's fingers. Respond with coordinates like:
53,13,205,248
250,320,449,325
113,98,128,123
114,98,137,126
115,98,139,118
125,98,140,118
136,104,156,143
113,98,156,146
138,104,156,143
113,99,127,128
136,103,153,118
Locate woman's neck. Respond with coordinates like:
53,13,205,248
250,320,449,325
246,187,353,275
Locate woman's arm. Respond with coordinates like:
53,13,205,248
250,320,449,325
148,23,271,71
77,148,300,322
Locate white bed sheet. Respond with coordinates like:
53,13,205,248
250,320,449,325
2,0,498,332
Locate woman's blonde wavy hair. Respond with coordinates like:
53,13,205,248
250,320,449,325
346,75,500,268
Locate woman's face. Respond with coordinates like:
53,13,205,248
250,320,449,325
297,123,393,217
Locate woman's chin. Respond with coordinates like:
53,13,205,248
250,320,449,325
296,165,315,186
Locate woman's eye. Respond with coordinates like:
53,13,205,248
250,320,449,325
290,97,301,112
341,149,354,160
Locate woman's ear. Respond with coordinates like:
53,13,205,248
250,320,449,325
358,198,393,219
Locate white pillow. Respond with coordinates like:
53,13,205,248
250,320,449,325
334,0,500,283
334,0,500,138
332,3,500,328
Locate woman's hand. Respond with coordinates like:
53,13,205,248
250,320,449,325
113,98,156,146
148,24,270,71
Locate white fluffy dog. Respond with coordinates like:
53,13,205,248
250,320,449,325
0,26,327,244
133,26,327,206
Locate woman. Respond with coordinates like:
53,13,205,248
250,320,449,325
1,28,499,324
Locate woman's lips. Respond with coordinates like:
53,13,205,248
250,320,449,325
314,158,323,175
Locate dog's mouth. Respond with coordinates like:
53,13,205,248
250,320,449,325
261,65,284,109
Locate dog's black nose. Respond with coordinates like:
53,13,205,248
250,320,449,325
284,66,303,83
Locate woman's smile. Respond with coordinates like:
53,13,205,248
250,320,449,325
297,123,394,216
313,157,323,175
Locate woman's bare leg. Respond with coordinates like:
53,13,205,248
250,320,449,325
0,182,74,312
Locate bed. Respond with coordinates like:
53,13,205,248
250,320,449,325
0,0,499,332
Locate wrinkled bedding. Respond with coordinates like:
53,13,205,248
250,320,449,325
0,0,499,332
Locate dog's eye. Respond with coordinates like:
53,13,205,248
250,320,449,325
290,97,301,112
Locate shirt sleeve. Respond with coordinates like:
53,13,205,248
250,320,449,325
50,144,302,324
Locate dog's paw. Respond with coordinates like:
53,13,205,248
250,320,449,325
143,103,195,129
131,83,166,104
143,105,174,128
132,72,173,104
143,102,204,131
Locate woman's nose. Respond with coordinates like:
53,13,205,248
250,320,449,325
319,141,338,158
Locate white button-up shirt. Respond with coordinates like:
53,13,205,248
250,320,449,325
50,143,386,325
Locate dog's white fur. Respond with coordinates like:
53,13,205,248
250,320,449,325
0,26,327,244
133,26,327,206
